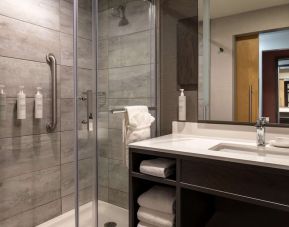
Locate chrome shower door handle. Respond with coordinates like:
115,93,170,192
81,90,93,132
46,53,57,131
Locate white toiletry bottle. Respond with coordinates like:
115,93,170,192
178,89,186,121
0,85,6,120
17,86,26,120
88,113,93,132
35,87,43,119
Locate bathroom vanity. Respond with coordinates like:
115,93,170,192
129,134,289,227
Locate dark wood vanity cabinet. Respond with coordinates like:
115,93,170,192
129,148,289,227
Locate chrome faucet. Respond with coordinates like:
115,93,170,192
256,117,266,146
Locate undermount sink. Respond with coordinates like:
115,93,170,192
209,143,289,158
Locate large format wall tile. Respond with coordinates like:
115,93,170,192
99,186,109,202
61,159,92,197
60,33,93,69
99,0,109,11
0,133,60,180
108,31,150,67
108,159,128,193
0,0,60,31
99,157,109,187
62,0,92,11
99,10,109,40
0,15,60,63
60,98,86,131
109,0,150,37
0,56,60,98
98,69,109,94
108,129,123,161
0,98,60,139
60,0,92,40
98,127,109,158
109,64,150,98
0,199,61,227
108,188,128,209
0,166,60,221
60,66,94,98
61,187,92,213
61,130,93,164
98,39,109,69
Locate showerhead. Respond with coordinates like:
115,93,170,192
111,4,129,26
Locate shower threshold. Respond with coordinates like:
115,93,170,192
37,201,128,227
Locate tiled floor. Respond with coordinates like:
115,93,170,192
37,201,128,227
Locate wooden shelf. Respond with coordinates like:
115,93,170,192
131,171,176,187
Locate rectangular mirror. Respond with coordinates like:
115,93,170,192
198,0,289,125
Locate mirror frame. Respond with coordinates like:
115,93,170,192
197,0,289,128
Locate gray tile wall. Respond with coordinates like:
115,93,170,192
97,0,155,209
0,0,94,225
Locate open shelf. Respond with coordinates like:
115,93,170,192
131,171,176,186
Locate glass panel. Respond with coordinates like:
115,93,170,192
97,0,156,226
77,0,97,227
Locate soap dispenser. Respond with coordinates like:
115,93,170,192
178,89,186,121
35,87,43,119
0,85,6,120
17,86,26,120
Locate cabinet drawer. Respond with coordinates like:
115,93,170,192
180,157,289,207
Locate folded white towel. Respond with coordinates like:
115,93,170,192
137,222,157,227
123,106,155,167
140,158,176,178
138,186,176,214
137,207,175,227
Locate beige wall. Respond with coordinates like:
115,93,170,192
206,4,289,121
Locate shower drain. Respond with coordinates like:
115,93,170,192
104,222,117,227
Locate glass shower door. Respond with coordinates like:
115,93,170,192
96,0,156,226
75,0,97,226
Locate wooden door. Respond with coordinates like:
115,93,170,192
262,50,289,123
235,35,259,122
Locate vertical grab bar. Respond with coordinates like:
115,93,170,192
46,53,57,131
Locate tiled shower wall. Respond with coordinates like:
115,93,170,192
97,0,156,209
0,0,94,226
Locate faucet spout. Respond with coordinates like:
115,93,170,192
256,117,266,146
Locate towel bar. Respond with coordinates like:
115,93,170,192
110,107,156,114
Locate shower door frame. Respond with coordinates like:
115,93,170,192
73,0,99,226
72,0,159,226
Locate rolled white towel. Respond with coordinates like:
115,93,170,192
137,222,157,227
137,207,175,227
138,186,176,214
140,158,176,178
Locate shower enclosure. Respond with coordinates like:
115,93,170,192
0,0,156,226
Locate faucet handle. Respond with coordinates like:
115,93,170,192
256,117,267,127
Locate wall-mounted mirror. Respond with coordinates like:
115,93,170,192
198,0,289,125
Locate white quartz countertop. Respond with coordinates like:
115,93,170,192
129,134,289,171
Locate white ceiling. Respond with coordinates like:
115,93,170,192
199,0,289,19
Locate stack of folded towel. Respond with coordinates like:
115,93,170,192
137,185,176,227
139,158,176,178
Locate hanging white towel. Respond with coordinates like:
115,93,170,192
123,106,155,167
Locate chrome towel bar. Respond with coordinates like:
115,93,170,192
110,107,156,114
46,53,57,131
